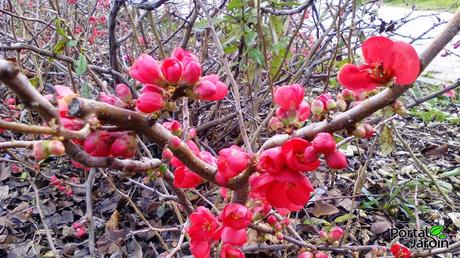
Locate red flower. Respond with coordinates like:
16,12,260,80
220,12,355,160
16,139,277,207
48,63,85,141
221,227,247,246
297,101,311,121
297,252,314,258
142,84,164,94
129,54,163,85
183,61,202,85
221,244,245,258
83,131,116,157
194,75,228,101
312,133,336,154
217,146,250,180
61,118,85,131
173,166,203,188
136,92,164,113
172,47,199,66
187,207,221,258
257,147,285,175
281,138,320,172
251,169,314,211
161,57,183,83
111,134,138,158
390,243,411,258
338,36,420,92
329,226,344,241
324,150,348,169
222,204,252,230
187,207,220,242
273,84,304,111
162,120,182,136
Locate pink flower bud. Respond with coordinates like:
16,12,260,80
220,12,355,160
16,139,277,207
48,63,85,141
187,128,197,140
341,89,355,102
75,227,87,238
325,151,348,169
298,252,314,258
6,98,16,105
269,117,284,131
363,123,374,139
161,57,183,83
170,136,182,149
194,76,228,101
11,164,22,174
72,222,82,229
48,140,65,156
182,61,202,85
111,135,138,158
33,142,48,160
330,226,344,241
129,54,164,85
65,188,73,197
353,124,366,138
115,84,132,103
267,215,277,226
100,92,124,107
275,231,284,240
312,133,336,154
162,120,182,136
337,99,347,111
162,148,174,159
311,99,324,116
297,101,311,121
303,146,319,163
136,92,164,113
274,84,304,111
58,185,66,191
315,251,329,258
319,230,328,239
326,99,337,110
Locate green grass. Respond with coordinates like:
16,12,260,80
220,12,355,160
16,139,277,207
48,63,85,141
383,0,460,11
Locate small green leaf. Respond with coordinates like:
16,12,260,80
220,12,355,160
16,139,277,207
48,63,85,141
440,167,460,177
248,48,264,66
29,77,40,87
74,53,88,75
303,217,331,226
334,214,356,223
430,225,445,236
227,0,243,10
80,82,90,98
439,234,447,239
244,31,257,47
53,39,68,55
55,19,68,38
194,17,224,30
159,164,167,174
66,40,78,47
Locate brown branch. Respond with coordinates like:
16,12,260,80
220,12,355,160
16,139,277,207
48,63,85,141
0,119,91,139
63,140,162,172
0,141,38,149
108,0,125,84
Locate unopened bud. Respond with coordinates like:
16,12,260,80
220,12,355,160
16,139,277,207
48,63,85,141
311,100,324,116
337,99,347,111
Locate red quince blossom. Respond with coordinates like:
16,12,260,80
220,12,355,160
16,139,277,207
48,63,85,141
257,147,285,175
297,101,311,121
274,84,304,111
312,133,336,154
281,138,320,172
329,226,344,241
221,244,245,258
194,75,229,101
161,57,183,83
221,227,247,246
390,243,411,258
115,84,132,103
111,134,138,158
187,207,221,258
217,145,251,180
338,36,420,92
222,204,252,230
136,92,164,113
324,150,348,169
172,47,199,66
250,169,314,211
129,54,164,85
173,166,203,188
183,61,202,85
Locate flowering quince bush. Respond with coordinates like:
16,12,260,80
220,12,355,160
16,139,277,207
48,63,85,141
1,0,460,257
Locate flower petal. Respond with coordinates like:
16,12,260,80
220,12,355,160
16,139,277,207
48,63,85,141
362,36,395,69
390,41,420,85
338,64,378,92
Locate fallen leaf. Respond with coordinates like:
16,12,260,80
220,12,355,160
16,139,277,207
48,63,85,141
371,220,392,235
311,202,340,217
106,210,120,231
422,144,448,157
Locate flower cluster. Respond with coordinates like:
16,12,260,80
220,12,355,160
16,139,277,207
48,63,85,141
318,226,344,244
250,133,347,211
186,204,251,258
338,36,420,92
216,145,251,186
390,243,411,258
269,84,310,130
83,131,138,158
162,121,216,189
50,175,73,197
129,48,228,114
32,140,66,160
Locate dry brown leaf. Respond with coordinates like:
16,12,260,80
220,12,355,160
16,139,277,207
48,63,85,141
422,144,448,157
311,201,340,217
370,219,392,235
105,210,120,231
